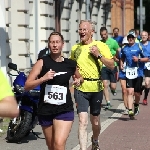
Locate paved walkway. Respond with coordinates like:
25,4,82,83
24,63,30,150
88,94,150,150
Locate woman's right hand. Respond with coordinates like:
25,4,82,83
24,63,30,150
42,69,56,82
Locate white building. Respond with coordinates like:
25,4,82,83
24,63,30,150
0,0,111,74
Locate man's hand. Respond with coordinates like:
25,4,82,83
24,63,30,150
90,45,100,58
132,56,138,62
72,78,81,87
113,56,119,62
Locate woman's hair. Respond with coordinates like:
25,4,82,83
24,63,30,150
48,31,64,42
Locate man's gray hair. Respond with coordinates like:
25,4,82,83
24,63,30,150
79,20,96,31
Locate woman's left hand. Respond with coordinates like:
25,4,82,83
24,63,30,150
72,78,81,87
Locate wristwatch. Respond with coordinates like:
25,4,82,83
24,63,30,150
97,54,103,59
138,58,141,62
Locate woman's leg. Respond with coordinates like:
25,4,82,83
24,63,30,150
53,119,73,150
42,125,54,150
120,79,128,108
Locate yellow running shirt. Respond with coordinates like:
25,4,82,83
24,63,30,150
70,40,113,92
0,69,14,100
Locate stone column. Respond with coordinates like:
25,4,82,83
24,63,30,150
91,0,99,40
116,0,122,35
29,0,55,62
8,0,30,70
60,0,72,58
125,0,131,34
0,0,7,74
70,0,80,47
130,0,134,30
111,0,117,34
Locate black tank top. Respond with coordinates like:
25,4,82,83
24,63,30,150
37,56,77,115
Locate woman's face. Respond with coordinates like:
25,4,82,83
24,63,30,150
48,35,64,54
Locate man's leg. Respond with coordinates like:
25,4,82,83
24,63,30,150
74,89,89,150
101,67,110,108
110,66,117,96
90,90,103,150
126,78,134,118
134,77,143,115
102,80,110,108
120,79,128,114
143,76,150,105
78,112,88,150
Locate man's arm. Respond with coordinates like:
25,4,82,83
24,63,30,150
98,56,114,70
0,97,19,118
0,70,19,118
90,44,115,70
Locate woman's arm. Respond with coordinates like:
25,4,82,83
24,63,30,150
24,59,44,91
25,59,56,91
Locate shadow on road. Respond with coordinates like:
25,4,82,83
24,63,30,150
108,116,137,121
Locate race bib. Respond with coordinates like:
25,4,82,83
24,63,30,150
44,85,67,105
126,67,138,79
122,62,126,72
145,62,150,70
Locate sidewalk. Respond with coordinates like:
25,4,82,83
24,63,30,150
88,94,150,150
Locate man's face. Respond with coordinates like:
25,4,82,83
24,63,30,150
78,22,93,43
113,29,119,37
141,32,148,42
100,30,108,41
127,35,135,45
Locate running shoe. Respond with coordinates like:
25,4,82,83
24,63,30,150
128,110,134,119
122,109,129,115
109,85,117,96
91,137,100,150
111,90,117,96
105,102,111,109
143,99,148,105
134,105,140,115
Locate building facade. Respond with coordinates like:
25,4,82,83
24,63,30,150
0,0,134,74
111,0,134,36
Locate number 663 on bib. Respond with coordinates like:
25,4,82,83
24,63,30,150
44,85,67,105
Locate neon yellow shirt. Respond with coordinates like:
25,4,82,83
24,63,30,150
70,40,113,92
0,69,14,100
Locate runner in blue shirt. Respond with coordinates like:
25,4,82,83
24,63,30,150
118,36,128,115
120,31,149,119
140,31,150,105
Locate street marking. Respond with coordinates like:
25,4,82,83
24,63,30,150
72,103,124,150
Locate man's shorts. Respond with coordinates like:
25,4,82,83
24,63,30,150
74,89,103,116
144,69,150,77
38,111,74,127
101,66,118,83
126,77,143,92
